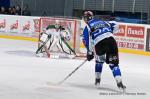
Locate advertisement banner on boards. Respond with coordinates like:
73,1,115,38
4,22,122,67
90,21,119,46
114,23,145,50
0,15,40,38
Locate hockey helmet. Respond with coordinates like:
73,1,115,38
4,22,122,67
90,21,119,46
83,11,94,21
55,20,61,29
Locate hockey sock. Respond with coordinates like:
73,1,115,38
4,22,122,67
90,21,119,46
109,64,122,83
95,62,103,79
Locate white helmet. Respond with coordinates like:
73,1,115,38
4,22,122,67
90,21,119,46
55,20,60,28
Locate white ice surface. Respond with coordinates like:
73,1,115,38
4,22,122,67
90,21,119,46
0,38,150,99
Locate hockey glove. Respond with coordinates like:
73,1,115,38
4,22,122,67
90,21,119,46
87,51,94,61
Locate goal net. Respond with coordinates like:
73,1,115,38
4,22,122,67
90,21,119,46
38,17,86,58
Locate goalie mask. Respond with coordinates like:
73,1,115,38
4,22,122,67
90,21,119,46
83,11,94,22
55,20,61,29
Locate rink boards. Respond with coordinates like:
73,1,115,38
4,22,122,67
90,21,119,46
1,14,150,56
1,34,150,56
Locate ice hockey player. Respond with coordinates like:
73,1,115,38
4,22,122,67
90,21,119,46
36,20,75,58
82,11,126,90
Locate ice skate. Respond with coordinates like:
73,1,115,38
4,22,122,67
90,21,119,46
95,78,100,86
117,82,126,91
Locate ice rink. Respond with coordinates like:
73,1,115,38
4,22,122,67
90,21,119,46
0,38,150,99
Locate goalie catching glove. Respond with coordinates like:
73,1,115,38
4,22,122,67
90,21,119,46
87,51,94,61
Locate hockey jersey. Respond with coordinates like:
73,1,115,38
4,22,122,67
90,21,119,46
82,19,118,51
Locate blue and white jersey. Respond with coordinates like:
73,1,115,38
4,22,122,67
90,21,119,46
108,21,119,34
82,19,118,52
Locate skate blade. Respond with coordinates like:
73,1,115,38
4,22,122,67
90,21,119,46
95,83,100,89
118,87,126,93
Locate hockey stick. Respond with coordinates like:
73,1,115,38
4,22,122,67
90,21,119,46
57,59,87,85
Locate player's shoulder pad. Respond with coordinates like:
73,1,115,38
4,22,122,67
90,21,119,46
46,25,55,30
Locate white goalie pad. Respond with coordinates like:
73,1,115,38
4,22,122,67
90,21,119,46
38,30,75,58
39,32,51,44
47,35,74,55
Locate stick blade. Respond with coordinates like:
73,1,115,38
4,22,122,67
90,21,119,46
46,81,61,86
